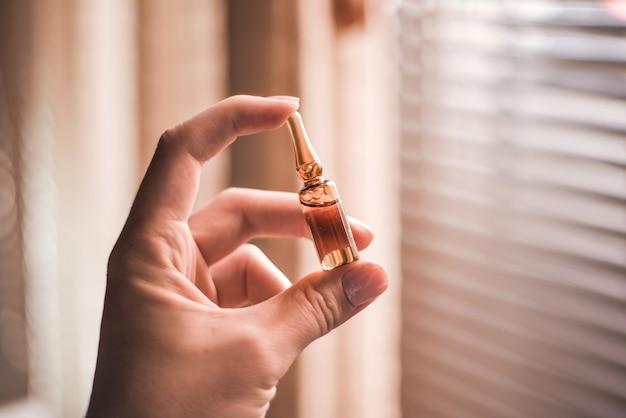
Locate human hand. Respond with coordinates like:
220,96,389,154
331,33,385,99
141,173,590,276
86,95,388,418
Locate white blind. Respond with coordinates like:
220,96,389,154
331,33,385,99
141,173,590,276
399,1,626,417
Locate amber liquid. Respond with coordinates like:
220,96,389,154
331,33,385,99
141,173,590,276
302,200,359,270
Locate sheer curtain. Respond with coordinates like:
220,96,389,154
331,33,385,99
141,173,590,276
0,1,226,417
0,1,399,417
296,1,400,418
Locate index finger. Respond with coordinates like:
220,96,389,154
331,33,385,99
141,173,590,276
126,95,300,228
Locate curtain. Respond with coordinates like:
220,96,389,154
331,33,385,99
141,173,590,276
0,1,226,416
296,1,400,418
0,1,399,417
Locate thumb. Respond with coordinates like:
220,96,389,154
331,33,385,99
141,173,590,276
266,261,388,350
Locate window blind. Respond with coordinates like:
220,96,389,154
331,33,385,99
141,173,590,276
398,1,626,417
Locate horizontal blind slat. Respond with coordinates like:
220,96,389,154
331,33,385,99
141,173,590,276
402,149,626,200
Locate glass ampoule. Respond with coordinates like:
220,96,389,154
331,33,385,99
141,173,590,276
286,112,359,270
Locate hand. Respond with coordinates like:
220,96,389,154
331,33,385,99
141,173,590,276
87,95,388,418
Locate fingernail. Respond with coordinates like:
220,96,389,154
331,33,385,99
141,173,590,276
268,95,300,102
350,217,375,234
268,95,300,109
341,264,388,307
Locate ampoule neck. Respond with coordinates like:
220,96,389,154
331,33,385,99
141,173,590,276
303,176,326,188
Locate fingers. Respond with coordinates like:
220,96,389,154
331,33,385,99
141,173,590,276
190,188,374,265
210,244,291,308
127,96,299,227
258,261,388,350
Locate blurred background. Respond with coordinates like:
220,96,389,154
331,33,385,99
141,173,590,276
0,0,625,417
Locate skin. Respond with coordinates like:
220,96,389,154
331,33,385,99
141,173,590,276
86,95,388,418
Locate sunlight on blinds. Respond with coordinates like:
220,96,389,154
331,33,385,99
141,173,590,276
399,1,626,417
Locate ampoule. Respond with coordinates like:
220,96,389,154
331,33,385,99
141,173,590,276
286,112,359,270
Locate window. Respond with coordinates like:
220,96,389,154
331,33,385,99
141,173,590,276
399,1,626,416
